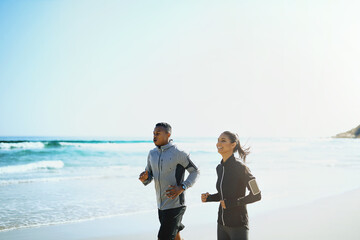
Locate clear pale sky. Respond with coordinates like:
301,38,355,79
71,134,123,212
1,0,359,138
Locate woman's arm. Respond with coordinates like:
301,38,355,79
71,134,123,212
202,165,221,202
229,179,261,206
206,193,221,202
224,166,261,208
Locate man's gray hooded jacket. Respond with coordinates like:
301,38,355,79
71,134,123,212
142,140,199,210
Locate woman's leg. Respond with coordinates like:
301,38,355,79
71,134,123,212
217,224,230,240
227,225,248,240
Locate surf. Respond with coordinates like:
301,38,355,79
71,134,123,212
0,160,64,174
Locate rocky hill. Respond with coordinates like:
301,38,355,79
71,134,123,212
335,124,360,138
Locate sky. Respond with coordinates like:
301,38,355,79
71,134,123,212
0,0,359,138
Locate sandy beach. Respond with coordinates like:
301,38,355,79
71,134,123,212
1,188,359,240
251,188,360,240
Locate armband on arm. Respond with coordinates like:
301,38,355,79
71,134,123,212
238,179,261,205
249,179,261,195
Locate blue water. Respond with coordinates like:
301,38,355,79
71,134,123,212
0,137,360,232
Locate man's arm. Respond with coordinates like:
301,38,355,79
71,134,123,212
139,154,153,186
181,154,200,189
165,152,199,199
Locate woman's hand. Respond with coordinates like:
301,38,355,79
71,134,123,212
220,200,226,209
201,192,210,202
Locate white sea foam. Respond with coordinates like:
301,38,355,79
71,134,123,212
0,165,142,184
60,142,121,149
0,161,64,174
59,142,153,151
0,209,156,233
0,175,107,185
0,141,153,151
0,142,45,150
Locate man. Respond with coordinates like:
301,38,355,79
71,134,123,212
139,122,200,240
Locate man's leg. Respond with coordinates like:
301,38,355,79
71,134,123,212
157,207,186,240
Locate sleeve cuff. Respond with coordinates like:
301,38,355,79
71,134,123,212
206,194,216,202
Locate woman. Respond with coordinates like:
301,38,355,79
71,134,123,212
201,131,261,240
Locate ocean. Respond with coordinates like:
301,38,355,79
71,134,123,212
0,137,359,232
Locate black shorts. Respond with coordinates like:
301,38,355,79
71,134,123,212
158,206,186,240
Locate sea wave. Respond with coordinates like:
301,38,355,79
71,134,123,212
0,209,156,233
0,140,152,150
0,142,45,150
0,175,108,185
0,160,64,174
0,165,142,183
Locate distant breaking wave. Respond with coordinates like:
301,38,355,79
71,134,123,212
0,160,64,174
0,140,152,150
0,141,45,150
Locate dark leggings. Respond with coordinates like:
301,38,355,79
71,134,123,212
217,224,248,240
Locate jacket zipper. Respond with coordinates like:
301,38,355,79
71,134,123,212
158,150,163,206
220,165,225,226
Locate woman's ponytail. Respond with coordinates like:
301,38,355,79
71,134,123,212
223,131,250,163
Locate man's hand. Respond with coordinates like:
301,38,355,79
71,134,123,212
220,200,226,209
165,185,184,199
139,170,149,183
201,192,210,202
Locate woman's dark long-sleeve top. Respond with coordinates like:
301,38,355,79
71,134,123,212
206,154,261,229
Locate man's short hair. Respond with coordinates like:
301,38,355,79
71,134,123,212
155,122,172,134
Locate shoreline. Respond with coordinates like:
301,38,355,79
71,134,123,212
1,188,359,240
